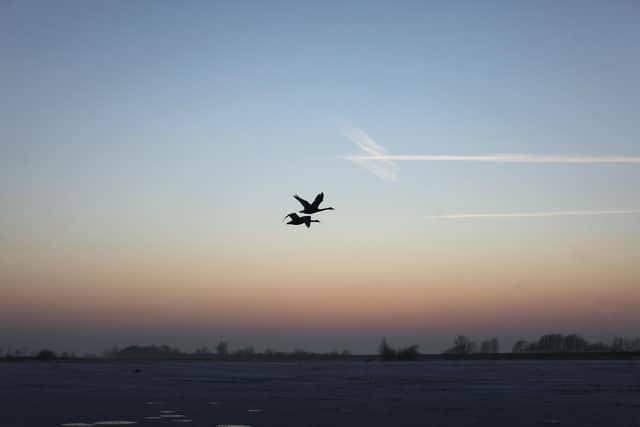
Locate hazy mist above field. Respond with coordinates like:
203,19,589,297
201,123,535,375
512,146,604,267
1,1,639,354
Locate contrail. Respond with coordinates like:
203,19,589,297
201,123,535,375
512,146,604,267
427,209,640,219
344,127,397,181
346,154,640,163
343,127,640,181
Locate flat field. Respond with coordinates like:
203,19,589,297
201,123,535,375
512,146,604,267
2,360,639,426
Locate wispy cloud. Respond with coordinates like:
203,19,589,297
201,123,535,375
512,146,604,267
427,209,640,219
347,153,640,163
344,128,397,181
344,126,640,180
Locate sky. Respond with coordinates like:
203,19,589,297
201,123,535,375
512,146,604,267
1,0,639,354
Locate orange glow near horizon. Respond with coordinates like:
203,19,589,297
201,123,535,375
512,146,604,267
3,244,639,337
2,203,639,353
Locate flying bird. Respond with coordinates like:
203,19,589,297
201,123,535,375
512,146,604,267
293,192,334,214
284,213,319,228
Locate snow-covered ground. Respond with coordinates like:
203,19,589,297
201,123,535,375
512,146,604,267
2,360,639,426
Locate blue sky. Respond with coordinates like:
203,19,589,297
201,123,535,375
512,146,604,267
1,1,639,353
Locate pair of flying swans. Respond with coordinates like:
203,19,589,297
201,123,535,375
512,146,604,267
284,192,334,229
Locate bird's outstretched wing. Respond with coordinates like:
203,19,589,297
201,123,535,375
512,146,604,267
311,192,324,209
284,213,298,221
293,194,311,210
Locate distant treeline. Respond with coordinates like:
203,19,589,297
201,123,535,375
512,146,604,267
0,341,350,361
378,333,640,360
102,342,352,360
2,334,640,361
445,334,640,355
512,334,640,353
378,338,420,361
0,348,79,361
0,344,351,361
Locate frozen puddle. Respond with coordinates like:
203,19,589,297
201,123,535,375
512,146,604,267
248,409,262,413
208,401,219,405
61,424,93,427
159,410,176,414
145,402,164,405
171,420,193,423
160,414,185,418
144,416,163,420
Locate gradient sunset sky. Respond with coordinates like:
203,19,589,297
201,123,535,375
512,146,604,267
1,1,639,354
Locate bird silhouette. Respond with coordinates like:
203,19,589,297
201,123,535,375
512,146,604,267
293,192,334,214
284,213,319,228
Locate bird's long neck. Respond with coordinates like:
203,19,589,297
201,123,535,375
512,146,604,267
318,207,333,212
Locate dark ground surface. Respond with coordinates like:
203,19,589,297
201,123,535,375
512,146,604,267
2,360,640,427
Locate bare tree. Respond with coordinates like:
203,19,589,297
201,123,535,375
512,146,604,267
378,338,397,360
563,334,588,352
512,340,529,353
397,344,420,360
444,336,476,355
195,347,210,355
479,338,500,353
612,337,640,352
216,340,229,357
